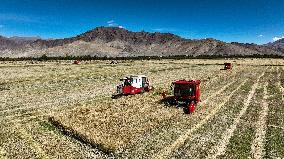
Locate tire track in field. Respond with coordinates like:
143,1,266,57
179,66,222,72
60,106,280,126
206,72,265,159
153,79,248,159
250,82,268,159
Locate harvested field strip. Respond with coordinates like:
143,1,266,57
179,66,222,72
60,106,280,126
153,79,248,159
250,82,268,159
119,68,252,158
206,72,264,159
28,120,107,159
168,77,257,158
215,79,264,158
1,118,107,159
265,68,284,158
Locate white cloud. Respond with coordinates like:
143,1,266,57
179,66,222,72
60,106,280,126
106,20,124,29
258,34,263,37
107,20,115,24
108,23,115,26
273,36,284,42
151,28,177,32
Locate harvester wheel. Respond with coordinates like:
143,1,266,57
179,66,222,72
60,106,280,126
164,101,170,106
183,107,189,114
189,102,196,113
183,101,196,114
111,94,122,99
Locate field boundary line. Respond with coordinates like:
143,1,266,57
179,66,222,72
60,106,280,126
206,72,265,159
15,124,50,159
153,79,248,159
250,82,268,159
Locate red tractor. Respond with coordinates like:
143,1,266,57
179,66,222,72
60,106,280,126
222,63,232,70
73,60,81,65
162,80,201,114
112,75,153,99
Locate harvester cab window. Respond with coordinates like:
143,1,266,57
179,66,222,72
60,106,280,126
142,77,146,87
174,84,194,96
124,78,132,86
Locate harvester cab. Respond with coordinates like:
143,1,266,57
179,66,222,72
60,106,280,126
162,80,201,114
112,75,153,99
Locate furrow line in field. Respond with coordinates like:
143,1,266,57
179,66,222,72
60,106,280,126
153,79,248,159
206,72,265,159
250,82,268,159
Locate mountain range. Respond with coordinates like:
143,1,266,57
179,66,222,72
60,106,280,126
0,27,283,58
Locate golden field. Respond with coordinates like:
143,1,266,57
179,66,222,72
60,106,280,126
0,58,283,159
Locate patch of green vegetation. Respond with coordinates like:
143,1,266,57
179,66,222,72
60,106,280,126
39,121,61,135
265,82,284,158
221,85,263,158
168,80,253,158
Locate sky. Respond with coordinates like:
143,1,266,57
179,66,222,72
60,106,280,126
0,0,284,44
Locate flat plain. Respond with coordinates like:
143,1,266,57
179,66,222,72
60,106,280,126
0,58,283,159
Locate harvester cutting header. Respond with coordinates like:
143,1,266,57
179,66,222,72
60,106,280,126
112,75,153,99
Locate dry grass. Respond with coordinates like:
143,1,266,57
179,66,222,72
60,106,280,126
0,59,284,158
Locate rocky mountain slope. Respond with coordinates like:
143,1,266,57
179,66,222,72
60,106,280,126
0,27,283,58
265,38,284,53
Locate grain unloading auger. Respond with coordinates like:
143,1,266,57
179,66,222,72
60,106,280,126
112,75,154,99
161,80,201,114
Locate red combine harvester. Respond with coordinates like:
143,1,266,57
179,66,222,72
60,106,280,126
73,60,81,65
222,63,232,70
162,80,201,114
112,75,153,99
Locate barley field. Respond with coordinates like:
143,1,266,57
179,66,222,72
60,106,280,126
0,58,283,159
